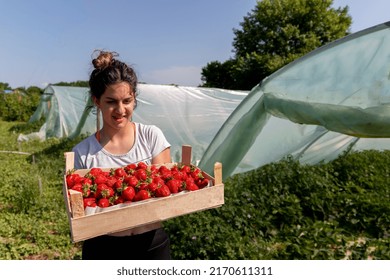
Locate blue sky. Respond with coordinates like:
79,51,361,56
0,0,389,89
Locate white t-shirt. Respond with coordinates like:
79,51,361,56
72,122,171,169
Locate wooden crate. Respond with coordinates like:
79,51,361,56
62,145,224,242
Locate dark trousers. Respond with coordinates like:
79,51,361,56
82,228,171,260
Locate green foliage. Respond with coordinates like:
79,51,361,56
165,151,390,260
53,81,89,87
201,0,352,90
0,91,41,122
0,119,389,260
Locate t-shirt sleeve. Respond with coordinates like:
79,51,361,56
147,125,171,158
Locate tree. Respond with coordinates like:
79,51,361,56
0,82,11,93
201,0,352,90
26,86,43,95
53,80,89,87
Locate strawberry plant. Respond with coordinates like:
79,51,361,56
0,119,389,260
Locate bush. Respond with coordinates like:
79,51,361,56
0,92,40,122
164,151,390,260
0,118,389,260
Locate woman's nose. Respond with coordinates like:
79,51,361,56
116,102,125,114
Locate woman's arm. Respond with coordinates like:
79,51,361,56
152,147,171,165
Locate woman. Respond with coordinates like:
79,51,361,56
72,50,172,260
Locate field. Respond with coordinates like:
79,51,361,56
0,119,389,260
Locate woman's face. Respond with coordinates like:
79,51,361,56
94,82,135,130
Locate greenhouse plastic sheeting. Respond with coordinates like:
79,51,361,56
199,21,390,179
18,86,96,140
19,84,248,163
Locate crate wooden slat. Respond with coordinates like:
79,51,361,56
62,145,224,242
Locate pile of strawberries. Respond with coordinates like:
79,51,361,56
65,162,210,209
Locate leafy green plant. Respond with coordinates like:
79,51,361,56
0,119,389,260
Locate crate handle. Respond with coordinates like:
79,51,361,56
181,145,192,165
214,162,222,185
64,152,75,173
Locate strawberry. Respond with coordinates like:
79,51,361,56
82,183,92,198
136,162,148,170
183,177,199,191
95,184,114,198
135,169,148,181
124,175,138,188
186,182,199,191
83,197,97,208
134,189,151,201
113,195,125,205
196,178,209,188
88,167,103,178
155,184,171,197
114,167,127,179
190,167,203,180
97,198,110,208
66,173,83,188
124,163,137,174
71,183,83,193
172,171,187,181
81,176,91,185
146,182,158,194
180,165,191,174
105,176,118,188
121,186,135,201
152,176,165,186
94,174,108,185
166,179,181,193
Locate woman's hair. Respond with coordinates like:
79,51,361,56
89,50,138,107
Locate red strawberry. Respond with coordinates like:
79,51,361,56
94,174,108,185
114,167,127,179
196,178,209,188
134,189,151,201
180,165,191,174
124,175,139,188
186,182,199,191
121,186,135,201
166,179,181,193
66,173,83,188
83,197,97,208
136,162,148,170
183,177,199,191
105,176,118,188
155,184,171,197
146,182,158,194
172,171,187,181
80,176,90,184
82,183,92,198
152,176,165,186
71,183,83,193
113,195,125,205
135,169,148,181
88,167,103,178
95,184,114,198
97,198,110,208
113,178,125,192
190,167,203,179
124,163,137,174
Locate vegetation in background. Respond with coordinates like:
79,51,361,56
0,89,41,122
0,119,388,260
201,0,352,90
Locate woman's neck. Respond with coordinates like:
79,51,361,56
99,122,135,154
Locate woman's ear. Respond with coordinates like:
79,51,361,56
93,96,100,107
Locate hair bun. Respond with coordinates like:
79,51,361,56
92,50,118,70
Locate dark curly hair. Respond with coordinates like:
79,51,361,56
89,50,138,108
